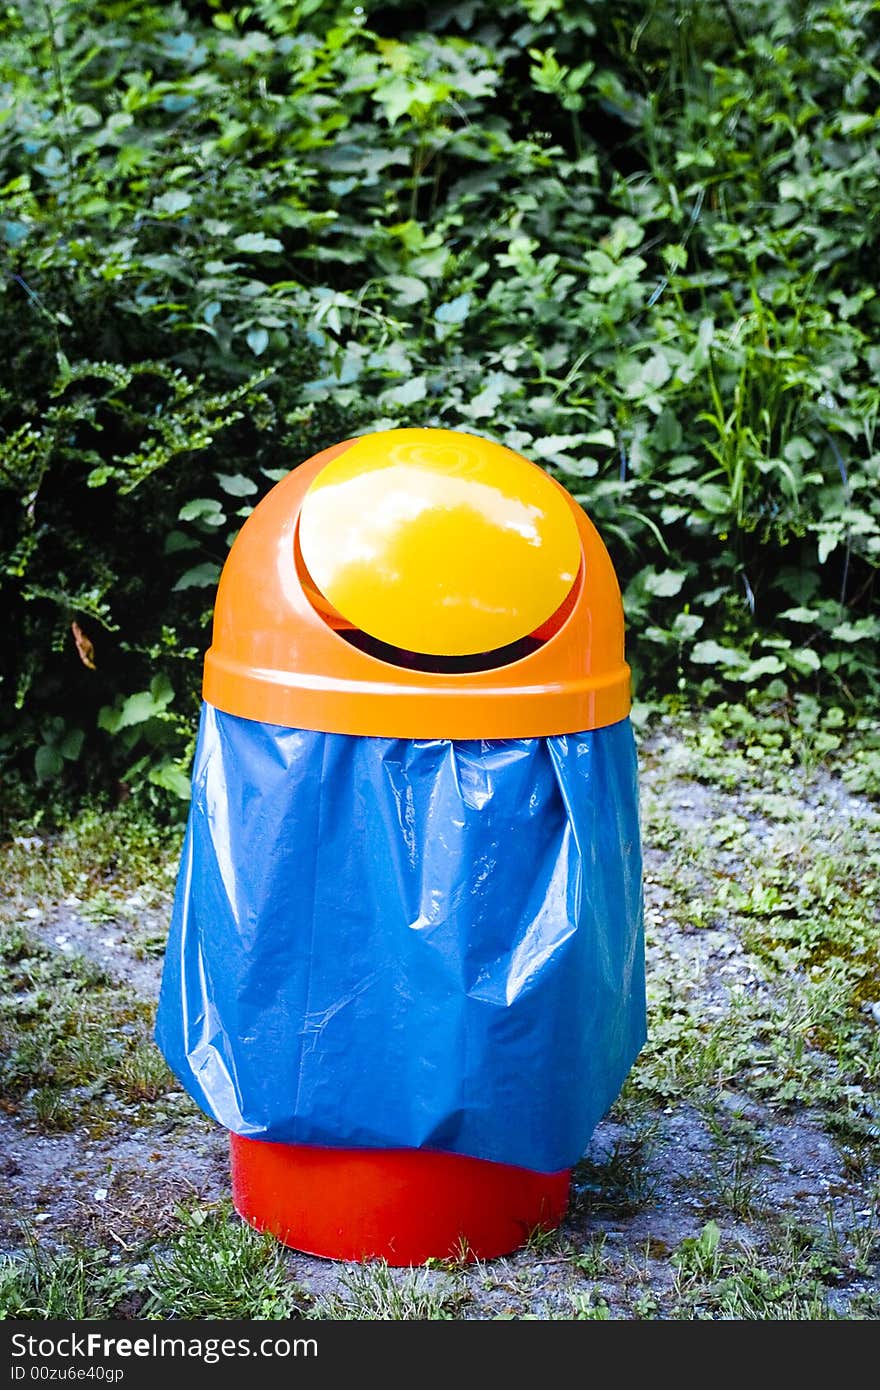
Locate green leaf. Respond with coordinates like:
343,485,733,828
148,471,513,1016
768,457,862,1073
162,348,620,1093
735,655,787,681
786,646,821,674
383,376,427,407
582,429,616,448
173,562,222,591
554,455,599,477
783,436,815,464
638,354,672,391
465,382,505,420
817,532,839,564
691,641,748,668
97,706,122,735
387,275,428,305
246,327,269,356
672,612,704,640
375,76,450,125
533,434,590,460
643,569,687,598
4,220,30,245
216,473,257,497
112,677,175,731
697,1221,721,1258
164,530,200,555
148,761,192,799
434,294,471,325
35,745,64,781
233,233,283,254
153,190,192,216
86,466,114,488
58,727,85,761
779,607,819,624
832,619,880,643
179,497,225,522
116,692,163,729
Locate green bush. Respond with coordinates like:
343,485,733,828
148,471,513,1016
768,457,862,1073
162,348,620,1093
1,0,878,810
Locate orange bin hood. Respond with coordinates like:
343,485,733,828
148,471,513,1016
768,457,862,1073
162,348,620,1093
203,428,631,739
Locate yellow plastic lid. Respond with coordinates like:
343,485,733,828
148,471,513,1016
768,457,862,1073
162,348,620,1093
298,429,582,656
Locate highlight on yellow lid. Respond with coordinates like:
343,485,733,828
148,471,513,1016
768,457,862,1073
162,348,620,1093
297,428,582,657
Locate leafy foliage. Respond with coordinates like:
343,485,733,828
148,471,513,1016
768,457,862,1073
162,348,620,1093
1,0,878,807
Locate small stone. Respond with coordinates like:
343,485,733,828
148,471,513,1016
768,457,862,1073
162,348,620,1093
93,1187,108,1202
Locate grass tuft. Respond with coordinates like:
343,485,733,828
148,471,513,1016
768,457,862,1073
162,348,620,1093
311,1259,468,1321
0,1233,133,1320
146,1203,305,1320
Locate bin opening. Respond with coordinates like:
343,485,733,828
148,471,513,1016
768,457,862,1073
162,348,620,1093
294,527,583,674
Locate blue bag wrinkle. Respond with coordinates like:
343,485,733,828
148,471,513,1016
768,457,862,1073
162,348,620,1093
155,704,646,1173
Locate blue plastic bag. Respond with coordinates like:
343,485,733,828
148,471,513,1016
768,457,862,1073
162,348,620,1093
155,705,645,1173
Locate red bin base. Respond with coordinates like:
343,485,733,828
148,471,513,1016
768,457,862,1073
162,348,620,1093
229,1134,571,1265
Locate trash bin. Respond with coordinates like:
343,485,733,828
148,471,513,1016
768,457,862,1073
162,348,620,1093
155,426,645,1265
